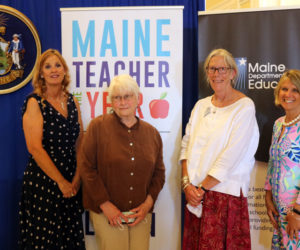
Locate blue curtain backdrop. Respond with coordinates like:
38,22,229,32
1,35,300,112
0,0,204,248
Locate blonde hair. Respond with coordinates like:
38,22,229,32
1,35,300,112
108,74,140,100
204,48,238,87
32,49,70,98
274,69,300,106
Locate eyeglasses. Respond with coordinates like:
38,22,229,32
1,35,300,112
111,94,134,102
206,67,231,75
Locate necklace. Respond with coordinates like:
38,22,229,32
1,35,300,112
56,94,65,111
47,93,65,110
282,113,300,126
59,94,65,110
60,100,65,110
60,94,65,111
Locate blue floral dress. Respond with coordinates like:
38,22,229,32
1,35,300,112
265,116,300,250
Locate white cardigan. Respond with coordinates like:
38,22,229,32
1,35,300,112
180,96,259,198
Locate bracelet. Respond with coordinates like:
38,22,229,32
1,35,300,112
181,176,190,190
182,176,189,183
199,184,208,192
293,207,300,215
182,183,191,190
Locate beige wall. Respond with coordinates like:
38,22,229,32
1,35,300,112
205,0,300,10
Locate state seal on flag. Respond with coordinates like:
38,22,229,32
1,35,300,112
0,5,41,94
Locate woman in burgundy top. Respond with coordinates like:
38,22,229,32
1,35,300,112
79,74,165,250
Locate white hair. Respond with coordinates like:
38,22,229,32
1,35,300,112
108,74,140,100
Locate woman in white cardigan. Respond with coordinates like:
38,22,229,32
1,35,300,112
180,48,259,250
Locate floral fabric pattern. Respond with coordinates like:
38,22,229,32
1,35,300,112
183,191,251,250
265,117,300,250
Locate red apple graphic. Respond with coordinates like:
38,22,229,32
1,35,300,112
149,92,169,119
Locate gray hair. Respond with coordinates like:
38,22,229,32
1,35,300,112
108,74,140,100
204,48,238,87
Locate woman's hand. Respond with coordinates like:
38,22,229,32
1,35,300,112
57,178,74,198
286,211,300,241
181,160,205,207
184,184,203,207
71,172,81,196
128,195,153,227
100,201,126,226
24,97,75,197
265,190,279,230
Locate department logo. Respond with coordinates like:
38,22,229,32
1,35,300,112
235,57,285,90
0,5,41,94
235,57,247,90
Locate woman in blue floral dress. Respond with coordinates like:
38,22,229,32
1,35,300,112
265,69,300,249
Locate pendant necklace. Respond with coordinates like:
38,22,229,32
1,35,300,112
60,99,65,110
59,93,65,111
48,93,65,111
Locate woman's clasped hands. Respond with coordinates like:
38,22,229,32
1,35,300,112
184,184,204,207
57,178,79,198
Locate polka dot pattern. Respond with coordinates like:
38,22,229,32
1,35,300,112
19,93,85,249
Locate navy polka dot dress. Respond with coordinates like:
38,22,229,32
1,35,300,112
19,93,85,250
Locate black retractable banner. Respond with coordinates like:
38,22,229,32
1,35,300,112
198,7,300,162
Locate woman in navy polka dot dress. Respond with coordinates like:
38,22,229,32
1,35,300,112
18,49,85,249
